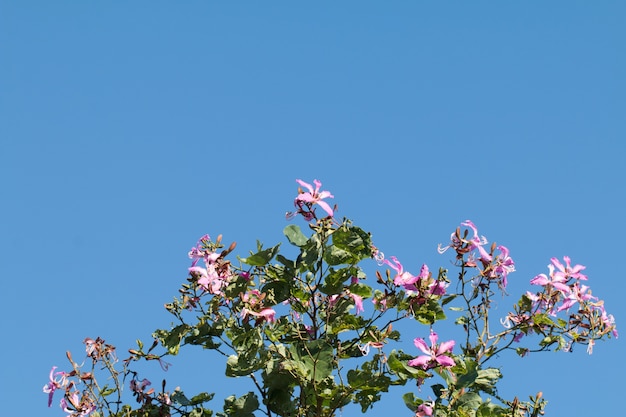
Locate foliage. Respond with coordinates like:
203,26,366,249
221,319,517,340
44,179,618,417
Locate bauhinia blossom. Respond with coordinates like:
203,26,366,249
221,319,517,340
416,401,434,417
349,292,364,314
493,245,515,288
241,307,276,323
329,292,365,315
295,179,334,217
383,256,418,287
530,263,571,297
552,256,587,281
461,220,492,262
408,329,455,370
43,366,67,407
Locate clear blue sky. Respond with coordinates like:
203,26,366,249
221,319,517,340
1,2,624,416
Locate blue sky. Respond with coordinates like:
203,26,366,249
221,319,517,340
1,1,624,416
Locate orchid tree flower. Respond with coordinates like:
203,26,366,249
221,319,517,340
408,329,456,370
383,256,418,287
551,256,587,281
295,179,335,217
530,264,571,296
43,366,67,407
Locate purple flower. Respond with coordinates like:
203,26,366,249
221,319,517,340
295,179,334,217
408,330,455,370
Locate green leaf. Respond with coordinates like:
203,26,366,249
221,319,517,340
153,324,190,355
324,245,356,266
402,392,419,412
262,280,291,304
431,383,445,400
223,392,259,417
349,283,373,298
414,299,446,325
539,335,560,347
190,392,215,406
301,235,322,270
533,313,555,327
171,389,191,406
284,224,308,247
240,243,281,266
189,409,212,417
476,400,509,417
456,360,479,389
441,294,457,306
457,392,483,411
518,293,533,311
320,267,353,294
331,225,372,261
474,368,502,394
291,340,334,382
387,350,425,380
276,254,296,268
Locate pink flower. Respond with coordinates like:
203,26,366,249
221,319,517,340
241,307,276,323
551,256,587,281
557,283,595,313
598,307,618,338
61,391,96,416
461,220,492,262
408,330,455,370
530,264,571,296
43,366,67,407
493,245,515,288
349,292,364,314
384,256,418,287
295,179,334,217
437,220,491,263
416,401,434,417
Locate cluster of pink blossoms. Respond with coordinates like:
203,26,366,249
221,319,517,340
43,339,112,416
188,234,235,296
500,256,618,354
509,256,617,352
438,220,515,290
